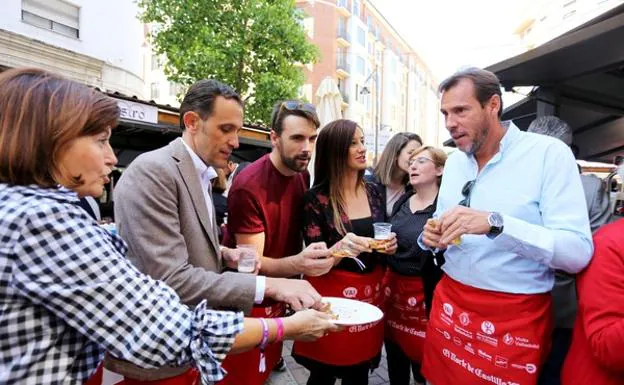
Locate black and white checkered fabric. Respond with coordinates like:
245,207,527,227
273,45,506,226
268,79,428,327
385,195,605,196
0,184,243,385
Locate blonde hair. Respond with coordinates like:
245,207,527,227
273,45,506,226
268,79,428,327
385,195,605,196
410,146,447,186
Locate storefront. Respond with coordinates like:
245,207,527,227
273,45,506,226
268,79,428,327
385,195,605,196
98,93,272,219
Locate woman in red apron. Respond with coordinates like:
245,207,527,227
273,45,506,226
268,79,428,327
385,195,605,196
384,146,447,385
292,119,396,385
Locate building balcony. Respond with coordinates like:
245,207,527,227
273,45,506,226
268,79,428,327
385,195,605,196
337,27,350,47
336,56,350,77
336,0,351,17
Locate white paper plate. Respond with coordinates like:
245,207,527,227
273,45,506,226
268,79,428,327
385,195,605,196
323,297,384,326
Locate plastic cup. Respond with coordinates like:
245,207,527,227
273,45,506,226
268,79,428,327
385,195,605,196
371,222,392,250
237,244,257,273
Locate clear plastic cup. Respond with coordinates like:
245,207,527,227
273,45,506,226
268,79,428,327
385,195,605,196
236,244,257,273
371,222,392,250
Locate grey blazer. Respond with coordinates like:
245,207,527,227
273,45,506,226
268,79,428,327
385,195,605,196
113,138,255,311
106,138,255,379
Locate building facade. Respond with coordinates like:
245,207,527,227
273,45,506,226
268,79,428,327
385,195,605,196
0,0,145,97
514,0,624,49
295,0,442,151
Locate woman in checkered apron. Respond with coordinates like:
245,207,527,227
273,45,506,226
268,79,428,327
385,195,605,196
0,68,340,385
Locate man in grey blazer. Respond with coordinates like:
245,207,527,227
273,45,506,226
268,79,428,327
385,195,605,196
109,80,323,381
529,116,611,385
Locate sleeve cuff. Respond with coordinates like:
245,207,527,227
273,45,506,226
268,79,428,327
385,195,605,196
417,233,431,251
254,276,266,304
189,301,244,383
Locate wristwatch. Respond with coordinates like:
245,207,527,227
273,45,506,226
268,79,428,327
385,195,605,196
487,212,504,239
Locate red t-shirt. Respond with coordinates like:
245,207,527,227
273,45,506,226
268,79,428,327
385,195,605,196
224,154,309,259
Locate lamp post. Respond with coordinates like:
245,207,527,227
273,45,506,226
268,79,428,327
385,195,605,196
360,65,382,165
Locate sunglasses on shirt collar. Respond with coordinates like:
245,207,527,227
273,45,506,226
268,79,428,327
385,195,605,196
459,180,475,207
273,101,320,128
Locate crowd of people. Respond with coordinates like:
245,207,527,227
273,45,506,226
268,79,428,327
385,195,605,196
0,65,622,385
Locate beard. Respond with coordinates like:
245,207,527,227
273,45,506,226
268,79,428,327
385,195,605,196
280,150,310,172
464,118,490,156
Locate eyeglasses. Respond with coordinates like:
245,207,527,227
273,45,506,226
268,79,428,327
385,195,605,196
273,101,320,128
459,180,475,207
408,157,434,166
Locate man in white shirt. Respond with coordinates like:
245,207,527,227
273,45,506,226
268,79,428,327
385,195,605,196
112,79,324,383
420,68,592,385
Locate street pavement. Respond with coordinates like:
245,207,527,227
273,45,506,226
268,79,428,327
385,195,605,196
267,341,419,385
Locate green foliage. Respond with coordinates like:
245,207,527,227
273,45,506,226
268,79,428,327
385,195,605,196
139,0,319,125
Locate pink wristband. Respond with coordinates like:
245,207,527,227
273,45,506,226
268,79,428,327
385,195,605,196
258,318,270,350
275,318,284,342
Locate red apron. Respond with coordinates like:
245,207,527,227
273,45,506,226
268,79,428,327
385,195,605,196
118,369,199,385
422,275,552,385
293,266,385,366
383,270,428,362
217,300,286,385
85,364,103,385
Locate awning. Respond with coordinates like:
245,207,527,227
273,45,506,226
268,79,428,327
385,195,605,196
484,3,624,163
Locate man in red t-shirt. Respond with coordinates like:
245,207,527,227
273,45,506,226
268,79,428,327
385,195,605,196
220,101,336,385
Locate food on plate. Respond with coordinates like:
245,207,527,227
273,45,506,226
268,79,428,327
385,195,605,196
320,301,339,320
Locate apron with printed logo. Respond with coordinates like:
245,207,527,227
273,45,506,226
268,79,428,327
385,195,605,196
422,275,552,385
384,270,428,362
217,300,285,385
293,266,385,366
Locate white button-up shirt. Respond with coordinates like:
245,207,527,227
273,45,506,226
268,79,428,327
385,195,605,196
433,122,593,294
182,140,265,303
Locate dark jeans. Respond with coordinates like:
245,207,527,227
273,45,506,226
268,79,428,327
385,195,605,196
306,366,369,385
385,340,425,385
538,327,573,385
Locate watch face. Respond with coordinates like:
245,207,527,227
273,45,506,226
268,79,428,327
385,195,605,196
489,213,503,227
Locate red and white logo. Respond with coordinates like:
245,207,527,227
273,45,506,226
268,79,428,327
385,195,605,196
481,320,495,335
364,285,373,297
443,331,451,340
503,332,514,345
265,307,272,315
453,337,462,346
459,312,470,326
525,364,537,374
443,303,454,317
343,287,358,298
408,297,418,307
464,343,475,355
494,355,508,368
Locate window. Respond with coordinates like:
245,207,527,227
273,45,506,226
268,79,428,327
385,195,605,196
357,26,366,46
169,82,185,97
356,56,365,76
151,55,160,71
353,0,360,17
305,17,314,38
151,82,160,100
22,0,79,38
